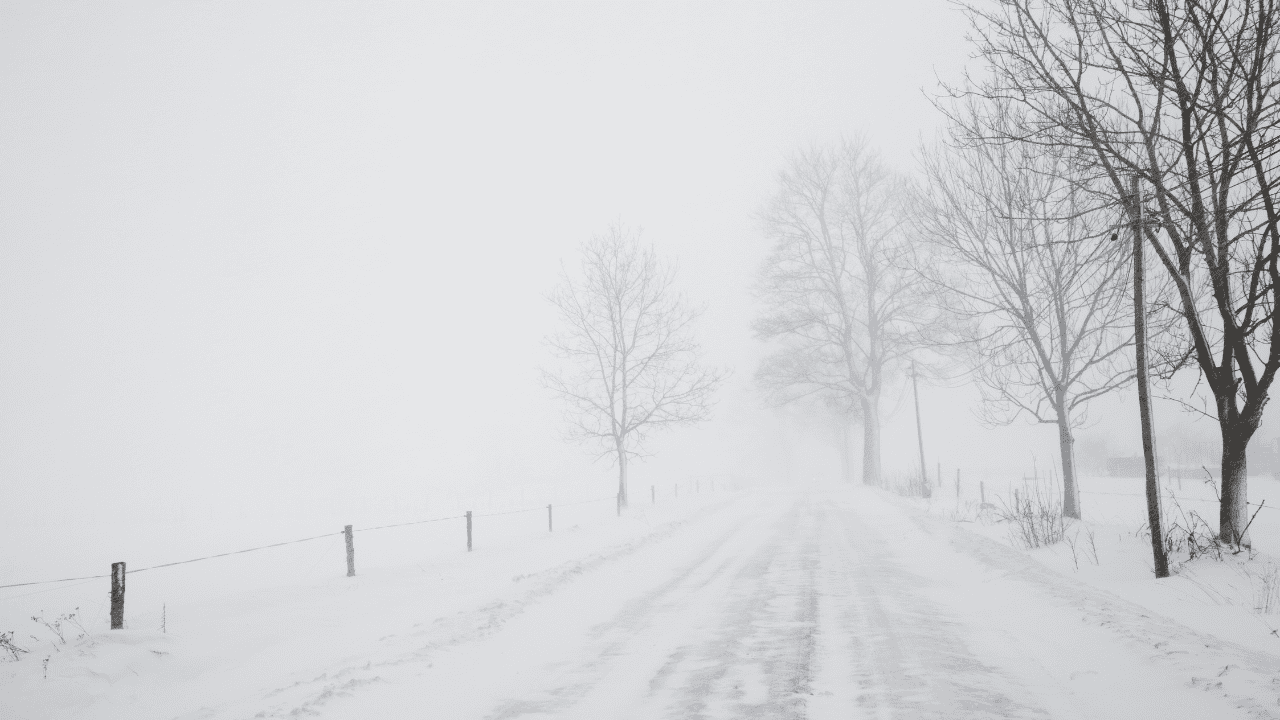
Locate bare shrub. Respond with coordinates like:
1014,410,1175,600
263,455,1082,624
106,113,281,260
30,609,85,648
947,499,983,523
1064,526,1101,571
1163,495,1223,563
1253,564,1280,614
996,484,1066,549
0,631,28,662
1064,530,1081,570
881,470,931,499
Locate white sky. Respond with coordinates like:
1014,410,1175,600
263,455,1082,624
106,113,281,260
3,1,1215,546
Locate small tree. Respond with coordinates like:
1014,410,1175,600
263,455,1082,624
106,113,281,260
543,223,723,506
755,139,927,486
915,110,1135,519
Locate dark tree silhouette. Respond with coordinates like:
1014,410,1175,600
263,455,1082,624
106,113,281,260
955,0,1280,545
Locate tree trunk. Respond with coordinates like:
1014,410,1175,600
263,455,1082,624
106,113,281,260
1220,422,1251,546
1056,396,1081,519
861,396,881,486
617,440,629,508
840,420,854,483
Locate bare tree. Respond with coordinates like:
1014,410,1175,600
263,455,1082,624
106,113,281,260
955,0,1280,545
543,223,723,506
755,139,926,486
915,111,1134,519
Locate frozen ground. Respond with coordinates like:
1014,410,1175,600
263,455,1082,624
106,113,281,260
4,484,1280,718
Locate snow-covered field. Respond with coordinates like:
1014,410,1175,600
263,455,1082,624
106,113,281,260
4,480,1280,718
0,484,728,719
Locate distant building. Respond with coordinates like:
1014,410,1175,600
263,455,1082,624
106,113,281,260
1106,456,1145,477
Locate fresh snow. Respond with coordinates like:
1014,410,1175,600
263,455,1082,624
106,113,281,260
3,484,1280,718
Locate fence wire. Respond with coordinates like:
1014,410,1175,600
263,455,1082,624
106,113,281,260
1077,488,1274,512
0,492,627,591
355,514,466,533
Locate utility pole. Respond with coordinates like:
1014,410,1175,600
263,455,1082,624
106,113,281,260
1131,175,1169,579
911,361,931,498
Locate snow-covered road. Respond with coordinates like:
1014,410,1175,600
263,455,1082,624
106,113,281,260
11,486,1277,719
282,488,1273,719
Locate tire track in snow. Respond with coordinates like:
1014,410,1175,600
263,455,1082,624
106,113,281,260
470,491,1040,719
478,495,809,719
819,497,1049,719
269,487,1270,719
476,494,823,720
241,498,744,719
658,496,820,720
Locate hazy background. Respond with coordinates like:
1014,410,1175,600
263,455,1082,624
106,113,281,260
0,2,1242,576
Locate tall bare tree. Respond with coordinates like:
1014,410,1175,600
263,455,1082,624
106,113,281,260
915,113,1134,519
755,139,924,486
544,223,723,506
956,0,1280,545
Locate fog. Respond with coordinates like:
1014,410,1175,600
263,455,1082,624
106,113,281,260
1,2,970,532
9,3,1280,718
1,0,1255,566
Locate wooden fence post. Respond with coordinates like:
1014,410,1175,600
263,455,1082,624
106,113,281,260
937,462,942,488
466,511,473,551
616,492,621,517
980,481,986,505
956,468,961,499
651,485,655,504
344,525,355,577
110,562,125,630
547,504,553,532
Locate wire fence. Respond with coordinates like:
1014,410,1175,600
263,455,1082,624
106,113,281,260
963,473,1275,515
0,480,728,632
1077,488,1275,512
0,495,619,592
355,514,468,534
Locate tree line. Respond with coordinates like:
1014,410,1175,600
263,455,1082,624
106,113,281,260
539,0,1280,565
755,0,1280,561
